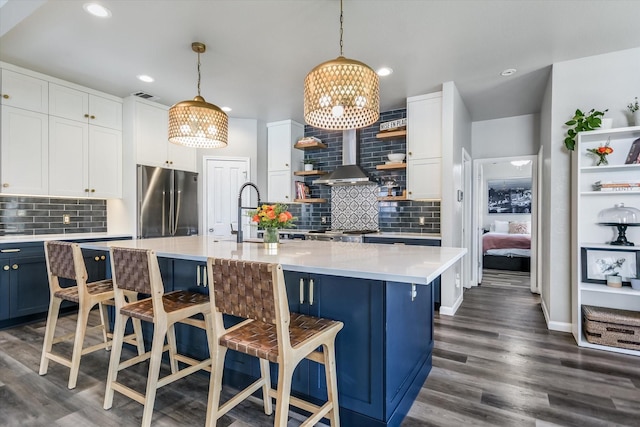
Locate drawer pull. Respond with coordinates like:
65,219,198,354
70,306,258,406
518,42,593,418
94,256,100,261
299,278,304,304
3,265,9,271
203,266,207,287
100,255,106,260
90,115,96,119
309,279,314,306
12,264,18,270
2,94,9,99
197,265,201,286
0,248,21,253
2,183,9,188
84,113,90,118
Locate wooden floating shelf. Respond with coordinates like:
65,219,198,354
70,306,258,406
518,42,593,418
294,141,327,150
376,130,407,139
376,163,406,170
377,196,407,201
294,198,327,203
293,170,328,176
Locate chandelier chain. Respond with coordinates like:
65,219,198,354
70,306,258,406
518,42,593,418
196,51,201,97
339,0,343,56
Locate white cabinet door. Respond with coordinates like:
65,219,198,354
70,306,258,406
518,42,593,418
167,140,196,172
89,94,122,130
48,116,88,197
407,157,441,200
89,126,122,198
135,101,169,168
0,106,48,195
268,170,293,203
0,69,48,113
49,83,88,122
267,123,293,171
407,92,442,160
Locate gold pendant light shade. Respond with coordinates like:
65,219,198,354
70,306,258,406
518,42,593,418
168,95,228,148
168,42,228,148
304,56,379,130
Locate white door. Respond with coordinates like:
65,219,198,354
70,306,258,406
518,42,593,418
204,157,250,239
474,161,484,284
462,148,473,287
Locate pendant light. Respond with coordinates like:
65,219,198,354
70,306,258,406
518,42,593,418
168,42,228,148
304,0,379,130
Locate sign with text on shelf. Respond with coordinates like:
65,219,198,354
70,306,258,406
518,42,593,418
380,118,407,132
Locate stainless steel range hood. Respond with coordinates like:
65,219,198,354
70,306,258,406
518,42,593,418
313,129,376,186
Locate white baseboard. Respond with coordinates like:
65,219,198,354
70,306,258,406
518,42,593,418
439,292,463,316
541,298,572,333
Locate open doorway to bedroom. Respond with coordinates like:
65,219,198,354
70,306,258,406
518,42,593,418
472,155,539,293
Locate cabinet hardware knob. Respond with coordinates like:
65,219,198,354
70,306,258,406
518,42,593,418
285,195,288,199
169,161,173,165
2,94,9,99
12,264,18,270
90,115,95,119
285,163,289,167
94,256,100,261
84,114,90,118
299,278,304,304
408,191,412,195
100,255,106,260
165,161,169,164
208,228,214,232
91,189,95,193
84,188,90,192
408,152,412,156
3,265,9,271
309,279,314,306
2,183,8,188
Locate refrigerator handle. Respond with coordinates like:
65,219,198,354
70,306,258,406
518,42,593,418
173,190,182,235
169,187,175,236
162,190,166,236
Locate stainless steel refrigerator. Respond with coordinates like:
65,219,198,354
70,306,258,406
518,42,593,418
137,165,199,238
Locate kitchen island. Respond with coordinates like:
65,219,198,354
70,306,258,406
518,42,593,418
81,236,465,427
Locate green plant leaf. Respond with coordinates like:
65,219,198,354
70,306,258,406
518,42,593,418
565,120,577,126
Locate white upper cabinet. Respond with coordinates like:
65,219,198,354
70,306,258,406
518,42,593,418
1,106,49,195
88,126,122,198
131,98,196,172
0,69,48,113
49,83,122,130
406,92,442,200
267,120,304,203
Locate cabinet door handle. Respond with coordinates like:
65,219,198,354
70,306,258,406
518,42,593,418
299,278,304,304
91,189,96,193
84,188,90,192
94,256,100,261
3,265,9,271
1,248,20,253
100,255,106,260
12,264,18,270
196,265,201,286
285,163,289,167
2,94,9,99
408,191,412,195
309,278,314,306
202,265,208,287
408,151,413,156
285,195,289,199
90,115,96,119
2,183,9,188
169,161,173,165
84,113,90,118
411,284,417,301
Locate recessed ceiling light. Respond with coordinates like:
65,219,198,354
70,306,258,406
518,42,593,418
221,106,232,112
83,3,111,18
137,75,154,83
501,68,517,77
377,67,393,77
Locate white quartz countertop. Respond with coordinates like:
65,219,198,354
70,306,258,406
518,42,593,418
0,233,132,245
277,229,441,240
81,236,465,285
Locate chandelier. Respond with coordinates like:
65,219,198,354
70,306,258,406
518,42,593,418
304,0,379,130
168,42,228,148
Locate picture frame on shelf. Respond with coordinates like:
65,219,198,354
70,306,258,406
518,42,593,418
581,247,640,285
625,138,640,164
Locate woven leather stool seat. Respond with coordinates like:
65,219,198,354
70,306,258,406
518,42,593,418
39,241,144,390
206,258,343,427
54,279,114,303
120,290,210,323
220,313,340,363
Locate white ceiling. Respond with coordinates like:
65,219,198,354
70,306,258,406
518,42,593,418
1,0,639,124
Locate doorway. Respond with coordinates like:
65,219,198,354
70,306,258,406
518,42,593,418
472,155,538,293
203,157,251,240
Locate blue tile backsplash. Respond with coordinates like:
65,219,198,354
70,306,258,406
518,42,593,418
0,196,107,236
295,108,440,233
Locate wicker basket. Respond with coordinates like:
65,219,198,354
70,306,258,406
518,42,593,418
582,305,640,351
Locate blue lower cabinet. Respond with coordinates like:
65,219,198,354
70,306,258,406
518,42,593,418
8,253,49,318
82,250,108,283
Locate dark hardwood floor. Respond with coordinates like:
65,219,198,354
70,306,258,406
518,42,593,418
1,270,638,426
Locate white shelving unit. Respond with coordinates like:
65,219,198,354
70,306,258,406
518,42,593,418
572,125,640,356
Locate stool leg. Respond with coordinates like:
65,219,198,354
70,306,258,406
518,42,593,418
259,358,273,415
39,296,62,375
98,302,111,350
104,312,128,409
323,343,341,426
166,323,179,374
274,363,293,427
141,323,166,427
128,294,145,356
68,303,92,389
205,346,227,427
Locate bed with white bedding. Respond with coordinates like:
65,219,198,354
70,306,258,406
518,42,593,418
482,221,531,272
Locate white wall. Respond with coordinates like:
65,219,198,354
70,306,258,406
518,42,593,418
543,47,640,331
472,114,540,159
440,81,472,315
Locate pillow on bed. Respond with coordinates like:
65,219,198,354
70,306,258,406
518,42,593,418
508,221,530,234
494,220,509,233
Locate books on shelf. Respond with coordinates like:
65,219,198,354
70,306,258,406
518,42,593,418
593,180,640,192
295,182,310,199
296,136,322,146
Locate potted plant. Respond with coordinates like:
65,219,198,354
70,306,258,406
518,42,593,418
628,97,639,126
303,159,316,171
564,108,608,151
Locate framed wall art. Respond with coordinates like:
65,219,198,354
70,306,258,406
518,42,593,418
487,178,532,214
581,247,640,285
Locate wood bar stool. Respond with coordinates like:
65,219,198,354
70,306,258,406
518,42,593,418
205,258,344,427
104,247,213,427
39,241,145,389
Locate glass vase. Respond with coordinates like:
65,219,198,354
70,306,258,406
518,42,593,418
263,227,279,249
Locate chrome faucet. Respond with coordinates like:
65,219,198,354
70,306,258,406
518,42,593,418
237,182,261,243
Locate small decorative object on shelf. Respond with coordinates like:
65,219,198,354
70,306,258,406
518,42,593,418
380,118,407,132
587,138,613,166
564,108,608,151
606,273,623,288
303,159,316,171
248,203,296,249
628,97,639,126
625,138,640,164
597,203,640,246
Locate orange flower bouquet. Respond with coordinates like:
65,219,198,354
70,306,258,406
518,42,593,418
249,203,296,245
587,141,613,166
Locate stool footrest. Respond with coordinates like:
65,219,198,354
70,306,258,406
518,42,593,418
156,357,211,389
81,340,111,356
173,354,212,373
110,381,145,405
43,352,72,368
218,377,268,418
